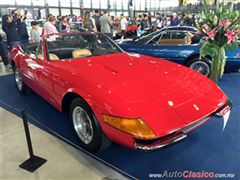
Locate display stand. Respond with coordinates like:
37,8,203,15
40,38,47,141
19,110,47,172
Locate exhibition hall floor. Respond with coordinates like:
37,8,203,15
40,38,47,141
1,62,240,180
0,63,128,180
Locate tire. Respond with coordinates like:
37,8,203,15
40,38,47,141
186,57,211,77
69,98,111,152
14,67,29,95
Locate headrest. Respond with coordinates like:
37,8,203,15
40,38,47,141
72,49,92,58
49,53,59,60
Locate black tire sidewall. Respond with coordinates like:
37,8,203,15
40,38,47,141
69,98,105,153
186,57,211,76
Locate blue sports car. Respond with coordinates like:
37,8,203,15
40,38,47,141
118,26,240,76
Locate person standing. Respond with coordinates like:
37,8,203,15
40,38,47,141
83,11,96,32
30,21,41,43
161,14,166,27
56,15,62,31
2,13,21,46
156,13,162,29
92,10,101,32
190,15,196,26
165,15,171,27
58,16,70,32
120,14,128,42
17,10,29,44
90,12,97,32
42,16,58,35
170,13,180,26
0,34,11,70
140,14,147,31
137,24,143,37
99,11,113,37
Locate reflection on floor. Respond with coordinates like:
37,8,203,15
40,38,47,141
0,62,127,180
0,61,12,76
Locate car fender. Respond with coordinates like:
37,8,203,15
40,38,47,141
62,86,130,119
62,87,132,142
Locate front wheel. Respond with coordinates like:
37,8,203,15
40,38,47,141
186,57,211,77
69,98,111,152
14,67,29,94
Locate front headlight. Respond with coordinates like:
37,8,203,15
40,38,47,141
102,115,156,138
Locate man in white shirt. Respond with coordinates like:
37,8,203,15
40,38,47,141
120,14,128,43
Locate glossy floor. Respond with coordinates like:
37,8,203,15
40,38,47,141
0,62,128,180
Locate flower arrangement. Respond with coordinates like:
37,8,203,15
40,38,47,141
196,0,240,82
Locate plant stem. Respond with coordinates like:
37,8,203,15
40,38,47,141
210,47,221,83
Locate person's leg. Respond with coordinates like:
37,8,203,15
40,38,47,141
1,56,9,66
121,30,125,40
0,42,9,65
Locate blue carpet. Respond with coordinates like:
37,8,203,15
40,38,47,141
1,73,239,180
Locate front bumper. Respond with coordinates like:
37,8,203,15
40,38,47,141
134,100,232,151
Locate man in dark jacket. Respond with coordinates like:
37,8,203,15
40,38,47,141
170,13,180,26
17,15,29,44
0,34,11,69
92,10,101,32
14,9,29,43
2,14,21,46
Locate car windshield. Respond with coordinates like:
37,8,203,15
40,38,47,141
134,27,199,44
45,33,122,60
134,30,161,44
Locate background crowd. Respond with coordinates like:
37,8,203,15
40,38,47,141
0,8,198,70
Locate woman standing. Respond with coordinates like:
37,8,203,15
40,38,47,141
58,16,70,32
83,11,96,32
43,16,58,35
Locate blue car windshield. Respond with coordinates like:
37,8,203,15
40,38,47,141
134,27,199,44
134,30,161,44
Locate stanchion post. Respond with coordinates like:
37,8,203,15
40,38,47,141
21,110,34,157
19,110,47,172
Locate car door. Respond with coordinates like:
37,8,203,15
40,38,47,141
18,42,43,92
33,39,61,107
19,41,50,99
152,31,191,64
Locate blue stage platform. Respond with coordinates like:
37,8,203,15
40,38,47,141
1,73,239,180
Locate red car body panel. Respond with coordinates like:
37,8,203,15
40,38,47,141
9,33,229,150
114,21,138,33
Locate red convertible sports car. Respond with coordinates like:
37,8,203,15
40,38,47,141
9,32,232,152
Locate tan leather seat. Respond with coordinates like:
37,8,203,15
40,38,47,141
72,49,92,58
49,53,59,60
185,33,193,44
37,54,44,60
37,53,59,61
159,39,186,45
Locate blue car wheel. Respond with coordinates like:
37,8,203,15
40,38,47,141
186,57,211,77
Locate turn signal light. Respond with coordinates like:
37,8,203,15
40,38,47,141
102,115,156,138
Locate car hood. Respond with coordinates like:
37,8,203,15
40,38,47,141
62,53,217,116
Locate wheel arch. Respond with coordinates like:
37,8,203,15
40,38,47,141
65,91,112,152
61,92,90,113
184,53,212,66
